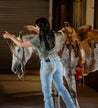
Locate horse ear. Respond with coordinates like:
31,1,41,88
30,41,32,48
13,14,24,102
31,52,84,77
19,32,23,40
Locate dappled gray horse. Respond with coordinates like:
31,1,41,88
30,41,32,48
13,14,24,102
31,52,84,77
11,32,98,108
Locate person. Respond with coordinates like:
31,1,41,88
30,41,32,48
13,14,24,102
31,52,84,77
3,17,76,108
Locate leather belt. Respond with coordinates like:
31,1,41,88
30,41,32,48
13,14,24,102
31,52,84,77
41,54,58,61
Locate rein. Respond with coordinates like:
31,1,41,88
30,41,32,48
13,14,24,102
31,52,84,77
19,32,25,64
58,27,78,76
6,33,26,79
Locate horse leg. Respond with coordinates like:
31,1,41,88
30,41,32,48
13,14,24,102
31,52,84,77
69,72,80,108
89,40,95,71
83,60,89,73
63,66,80,108
54,85,61,108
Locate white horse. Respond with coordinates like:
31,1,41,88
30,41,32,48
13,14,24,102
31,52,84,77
11,32,98,108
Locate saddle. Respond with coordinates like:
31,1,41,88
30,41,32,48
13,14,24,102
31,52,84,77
77,25,92,57
60,25,98,73
77,25,98,72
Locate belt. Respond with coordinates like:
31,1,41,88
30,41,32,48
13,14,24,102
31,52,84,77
41,54,58,61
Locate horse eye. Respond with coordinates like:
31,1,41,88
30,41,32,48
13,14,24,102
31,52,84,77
17,49,20,52
62,30,65,33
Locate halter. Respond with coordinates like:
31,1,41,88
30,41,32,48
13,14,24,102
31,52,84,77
6,32,26,79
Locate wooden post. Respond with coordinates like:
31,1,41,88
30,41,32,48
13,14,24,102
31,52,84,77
49,0,53,29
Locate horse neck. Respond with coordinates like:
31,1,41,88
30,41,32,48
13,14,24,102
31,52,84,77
56,33,67,52
22,34,37,41
22,34,38,55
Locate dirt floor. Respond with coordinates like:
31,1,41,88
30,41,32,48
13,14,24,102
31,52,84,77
0,71,98,108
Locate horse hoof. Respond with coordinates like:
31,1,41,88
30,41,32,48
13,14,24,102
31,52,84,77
17,73,24,79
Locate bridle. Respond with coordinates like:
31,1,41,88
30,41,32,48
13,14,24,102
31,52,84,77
5,27,37,79
6,32,26,79
19,32,25,64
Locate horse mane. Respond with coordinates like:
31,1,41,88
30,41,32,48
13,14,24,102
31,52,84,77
22,34,38,41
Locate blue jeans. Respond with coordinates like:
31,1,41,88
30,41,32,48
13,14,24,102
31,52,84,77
40,56,76,108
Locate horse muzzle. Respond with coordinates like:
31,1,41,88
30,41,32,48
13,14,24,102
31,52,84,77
12,64,24,75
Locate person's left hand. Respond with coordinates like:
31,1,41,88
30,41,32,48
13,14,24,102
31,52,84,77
24,25,39,34
24,25,36,31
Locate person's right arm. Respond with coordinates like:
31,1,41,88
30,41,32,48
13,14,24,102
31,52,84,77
3,25,39,47
3,31,33,48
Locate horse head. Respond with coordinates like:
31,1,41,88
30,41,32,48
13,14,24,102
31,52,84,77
11,33,37,77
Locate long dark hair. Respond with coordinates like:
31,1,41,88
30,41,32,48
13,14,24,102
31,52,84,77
35,17,55,50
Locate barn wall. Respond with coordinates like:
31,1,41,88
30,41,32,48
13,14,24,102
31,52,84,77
52,0,73,31
0,0,49,70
